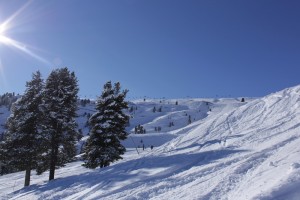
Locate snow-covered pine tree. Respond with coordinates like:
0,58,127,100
83,81,129,169
0,71,44,186
37,67,79,181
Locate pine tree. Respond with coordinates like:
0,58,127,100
0,71,44,186
37,68,79,181
83,81,129,169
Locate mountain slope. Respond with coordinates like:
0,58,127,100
162,86,300,199
1,86,300,199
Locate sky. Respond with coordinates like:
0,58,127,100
0,0,299,99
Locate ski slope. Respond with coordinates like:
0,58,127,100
1,86,300,200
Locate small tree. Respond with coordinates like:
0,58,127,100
83,81,129,169
0,71,44,186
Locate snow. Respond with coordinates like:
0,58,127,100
1,85,300,199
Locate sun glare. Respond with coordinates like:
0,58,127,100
0,25,5,35
0,1,51,66
0,30,9,45
0,35,8,44
0,23,8,42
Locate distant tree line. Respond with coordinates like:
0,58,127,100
0,93,18,110
80,99,91,107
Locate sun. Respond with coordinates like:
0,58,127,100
0,23,14,46
0,18,14,45
0,11,13,43
0,0,31,39
0,23,8,43
0,1,51,66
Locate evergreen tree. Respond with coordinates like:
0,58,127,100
0,71,44,186
37,68,79,181
83,81,129,169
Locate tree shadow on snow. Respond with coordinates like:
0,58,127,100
11,148,248,199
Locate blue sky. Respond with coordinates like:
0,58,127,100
0,0,299,99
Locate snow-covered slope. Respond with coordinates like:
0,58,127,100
159,86,300,200
1,86,300,200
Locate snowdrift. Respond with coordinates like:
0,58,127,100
1,86,300,200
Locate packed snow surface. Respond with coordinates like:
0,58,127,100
1,86,300,199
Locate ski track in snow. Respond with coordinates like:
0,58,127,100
1,86,300,199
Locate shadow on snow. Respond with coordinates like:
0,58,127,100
11,148,248,199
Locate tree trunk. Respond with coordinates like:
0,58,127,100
49,122,61,181
49,147,58,181
49,163,55,181
24,167,31,187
